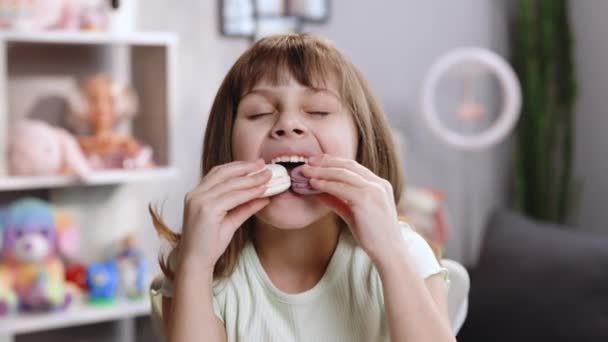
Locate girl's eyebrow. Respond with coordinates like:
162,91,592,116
240,89,275,102
306,88,342,102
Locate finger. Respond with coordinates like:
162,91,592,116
197,159,265,193
317,193,353,226
225,198,270,233
207,168,272,199
300,164,368,188
214,185,268,213
309,154,379,183
309,178,359,205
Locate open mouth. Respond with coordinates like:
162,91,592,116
270,155,307,171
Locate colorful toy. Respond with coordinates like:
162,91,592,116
0,0,111,31
0,0,67,30
78,0,109,30
87,259,118,305
0,266,18,316
0,198,79,313
7,119,91,178
66,73,155,170
116,235,149,299
65,262,88,290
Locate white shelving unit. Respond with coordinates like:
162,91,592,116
0,30,178,342
0,31,177,46
0,299,150,338
0,167,178,191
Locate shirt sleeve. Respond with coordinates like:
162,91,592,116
400,222,449,282
154,248,225,323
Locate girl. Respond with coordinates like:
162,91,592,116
151,33,455,342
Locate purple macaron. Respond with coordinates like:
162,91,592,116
289,165,321,195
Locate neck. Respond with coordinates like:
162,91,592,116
253,214,341,293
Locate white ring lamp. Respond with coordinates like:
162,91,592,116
420,47,522,150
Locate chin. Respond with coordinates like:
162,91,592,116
254,191,329,230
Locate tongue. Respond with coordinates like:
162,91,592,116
289,165,321,195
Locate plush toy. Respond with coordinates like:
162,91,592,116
78,0,109,30
66,73,155,170
0,265,18,316
0,0,111,31
7,119,91,178
0,198,79,313
87,259,118,305
0,0,68,30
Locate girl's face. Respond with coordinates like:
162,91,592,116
232,73,358,230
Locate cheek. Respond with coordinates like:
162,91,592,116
231,122,265,161
317,119,358,158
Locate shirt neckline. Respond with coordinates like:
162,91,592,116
243,230,350,304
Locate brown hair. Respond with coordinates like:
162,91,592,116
150,33,405,280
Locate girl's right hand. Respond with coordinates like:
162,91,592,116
178,159,271,272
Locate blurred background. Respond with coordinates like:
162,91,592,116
0,0,606,341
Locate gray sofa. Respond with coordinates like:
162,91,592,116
457,208,608,342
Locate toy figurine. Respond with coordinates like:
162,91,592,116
87,259,118,305
116,234,149,299
0,198,79,312
66,73,155,170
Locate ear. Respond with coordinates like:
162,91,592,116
55,127,91,177
53,209,79,258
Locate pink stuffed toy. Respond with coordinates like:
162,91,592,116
7,119,91,178
0,198,80,312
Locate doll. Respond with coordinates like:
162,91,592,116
66,73,155,170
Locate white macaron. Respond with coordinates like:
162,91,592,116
250,164,291,197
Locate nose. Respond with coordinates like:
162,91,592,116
270,112,307,139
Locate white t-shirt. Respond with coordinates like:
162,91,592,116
159,223,447,341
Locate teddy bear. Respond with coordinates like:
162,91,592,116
0,198,79,313
7,119,91,178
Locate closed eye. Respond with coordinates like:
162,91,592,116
308,111,329,116
249,112,273,119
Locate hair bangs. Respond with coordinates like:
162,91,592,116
235,34,340,100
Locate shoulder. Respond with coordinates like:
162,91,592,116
398,221,446,280
341,222,445,281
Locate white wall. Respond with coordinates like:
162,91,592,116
302,0,511,264
571,1,608,233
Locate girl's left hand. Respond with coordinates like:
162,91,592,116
302,154,403,262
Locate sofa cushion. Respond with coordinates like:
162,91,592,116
458,208,608,342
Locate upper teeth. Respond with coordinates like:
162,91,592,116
270,155,308,164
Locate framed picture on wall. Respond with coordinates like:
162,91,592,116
219,0,329,40
254,16,301,40
255,0,285,16
220,0,256,37
286,0,330,23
